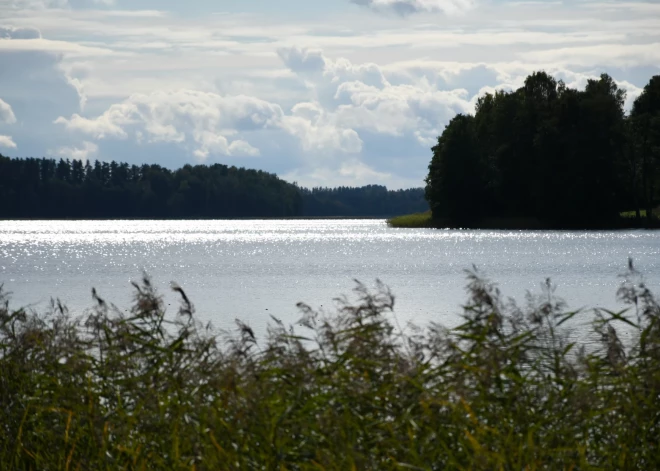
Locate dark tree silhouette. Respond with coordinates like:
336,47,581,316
0,156,427,219
425,72,660,227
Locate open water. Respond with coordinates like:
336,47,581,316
2,219,660,336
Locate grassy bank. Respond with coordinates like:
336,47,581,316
1,264,660,469
389,210,660,229
386,211,434,228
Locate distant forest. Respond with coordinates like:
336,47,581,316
0,155,428,219
425,73,660,227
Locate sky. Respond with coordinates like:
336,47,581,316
0,0,659,189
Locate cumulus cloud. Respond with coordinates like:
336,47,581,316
334,79,471,138
279,49,472,146
279,47,388,89
350,0,475,16
0,135,17,148
51,140,98,161
282,114,363,154
0,98,17,124
277,47,327,76
54,103,134,139
55,89,362,159
192,134,260,159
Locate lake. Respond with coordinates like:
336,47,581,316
2,219,659,337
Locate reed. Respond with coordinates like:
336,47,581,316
386,211,434,228
1,261,659,470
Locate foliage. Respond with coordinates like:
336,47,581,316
0,158,302,219
2,262,660,469
386,211,433,227
301,185,428,217
0,156,428,219
425,72,660,227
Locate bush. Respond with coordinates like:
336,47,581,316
1,262,659,469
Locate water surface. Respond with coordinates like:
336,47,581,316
2,220,659,336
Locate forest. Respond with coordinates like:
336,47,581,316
425,73,660,227
0,156,427,219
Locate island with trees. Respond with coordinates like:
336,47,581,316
392,72,660,229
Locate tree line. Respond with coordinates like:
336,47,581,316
425,73,660,227
0,155,427,219
300,185,428,217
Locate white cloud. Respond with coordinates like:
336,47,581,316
54,103,135,139
277,47,327,76
51,140,98,161
64,74,87,111
281,114,363,154
280,49,472,146
351,0,476,16
192,134,261,159
0,98,17,124
0,135,17,148
279,46,388,89
55,88,368,158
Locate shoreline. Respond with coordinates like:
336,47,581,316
0,215,396,222
387,212,660,230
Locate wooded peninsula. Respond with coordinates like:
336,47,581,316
422,72,660,228
0,156,427,219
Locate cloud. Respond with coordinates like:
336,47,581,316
0,98,17,124
0,135,17,148
0,26,41,40
279,46,388,89
281,158,425,189
1,0,659,188
350,0,476,16
0,49,90,121
278,98,365,155
51,140,98,161
277,47,327,76
4,0,68,9
192,134,261,159
280,49,472,147
55,88,368,158
518,43,660,68
54,103,133,139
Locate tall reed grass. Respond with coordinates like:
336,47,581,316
1,261,659,469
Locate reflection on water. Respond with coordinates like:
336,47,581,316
2,220,660,336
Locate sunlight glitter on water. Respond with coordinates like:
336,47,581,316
2,220,660,336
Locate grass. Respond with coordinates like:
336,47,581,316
619,209,660,218
387,211,433,228
390,209,660,229
1,262,660,469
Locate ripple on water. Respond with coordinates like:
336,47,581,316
1,220,660,337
